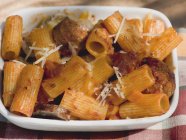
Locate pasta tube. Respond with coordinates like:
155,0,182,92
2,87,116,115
119,91,170,118
72,73,95,96
150,27,183,60
72,56,113,96
106,105,120,120
117,19,145,53
91,56,114,86
143,14,165,42
103,11,145,53
10,65,44,117
60,90,108,120
27,27,60,62
42,56,88,98
2,15,23,60
103,11,123,34
3,62,25,107
127,91,169,108
86,28,113,57
108,65,155,105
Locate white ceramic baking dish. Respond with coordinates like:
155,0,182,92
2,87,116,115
0,6,179,131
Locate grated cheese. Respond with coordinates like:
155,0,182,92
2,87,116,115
113,83,125,99
113,66,125,99
113,66,123,85
119,50,127,54
35,51,47,57
11,60,26,66
86,63,93,72
126,116,131,119
29,47,49,51
109,34,116,38
114,17,125,43
60,57,71,64
34,45,62,65
25,49,33,61
24,42,36,61
41,58,46,68
68,42,78,56
96,82,112,105
142,33,161,37
94,85,103,93
145,41,150,46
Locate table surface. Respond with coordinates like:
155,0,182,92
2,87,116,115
0,0,186,139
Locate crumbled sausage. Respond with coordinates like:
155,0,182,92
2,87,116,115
141,57,175,97
111,52,140,76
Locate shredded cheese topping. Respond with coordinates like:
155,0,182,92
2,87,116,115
143,33,161,37
113,83,125,99
119,50,127,54
86,63,93,72
96,82,112,105
109,34,116,38
113,66,125,99
60,57,71,64
41,58,46,68
114,17,125,43
68,42,78,56
113,66,123,85
34,45,62,65
25,49,33,61
24,42,36,61
29,47,49,51
11,60,26,66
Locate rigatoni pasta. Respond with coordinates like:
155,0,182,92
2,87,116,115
108,65,155,105
27,27,60,63
127,91,169,110
72,56,114,96
10,65,43,117
143,14,165,42
91,56,114,86
106,105,119,120
42,56,88,98
3,62,25,107
103,11,146,53
86,27,113,57
103,11,122,34
2,15,23,60
150,27,183,60
60,90,108,120
119,91,170,118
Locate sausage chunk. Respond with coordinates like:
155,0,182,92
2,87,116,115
52,17,88,46
141,57,175,97
111,52,140,76
32,104,78,120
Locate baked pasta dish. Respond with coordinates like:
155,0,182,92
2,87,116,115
1,9,182,120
